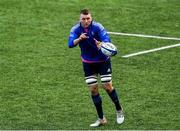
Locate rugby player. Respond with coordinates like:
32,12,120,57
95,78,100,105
68,9,124,127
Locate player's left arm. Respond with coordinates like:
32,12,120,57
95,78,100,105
97,23,111,43
94,23,111,49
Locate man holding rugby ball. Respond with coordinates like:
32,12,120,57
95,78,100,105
68,9,124,127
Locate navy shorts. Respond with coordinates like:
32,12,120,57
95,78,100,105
82,60,112,77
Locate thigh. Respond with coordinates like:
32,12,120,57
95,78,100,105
99,60,112,75
82,62,98,86
82,62,97,77
99,60,112,84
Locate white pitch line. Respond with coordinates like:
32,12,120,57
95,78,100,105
108,32,180,41
122,43,180,58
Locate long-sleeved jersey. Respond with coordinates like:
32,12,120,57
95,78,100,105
68,21,111,63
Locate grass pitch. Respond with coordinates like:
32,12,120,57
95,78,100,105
0,0,180,130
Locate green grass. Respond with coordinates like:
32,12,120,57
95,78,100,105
0,0,180,130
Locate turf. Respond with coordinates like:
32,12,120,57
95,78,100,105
0,0,180,130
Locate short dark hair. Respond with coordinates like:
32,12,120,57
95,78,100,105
80,9,90,15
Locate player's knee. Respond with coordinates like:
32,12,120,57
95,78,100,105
89,84,99,95
90,88,99,95
103,82,114,93
85,75,97,85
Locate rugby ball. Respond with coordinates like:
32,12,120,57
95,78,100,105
100,42,117,57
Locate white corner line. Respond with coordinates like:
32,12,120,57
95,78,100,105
122,43,180,58
108,32,180,41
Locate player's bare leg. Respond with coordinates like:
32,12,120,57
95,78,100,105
103,82,124,124
89,84,107,127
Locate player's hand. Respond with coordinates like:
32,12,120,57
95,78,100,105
94,38,102,49
79,33,89,41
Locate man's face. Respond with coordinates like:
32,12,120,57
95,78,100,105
80,13,92,28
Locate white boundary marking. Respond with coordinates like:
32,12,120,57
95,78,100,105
122,43,180,58
108,32,180,41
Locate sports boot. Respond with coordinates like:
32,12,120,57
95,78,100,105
90,117,107,127
117,110,124,124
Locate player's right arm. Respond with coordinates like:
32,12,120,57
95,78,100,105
68,28,78,48
73,33,88,46
68,29,88,48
